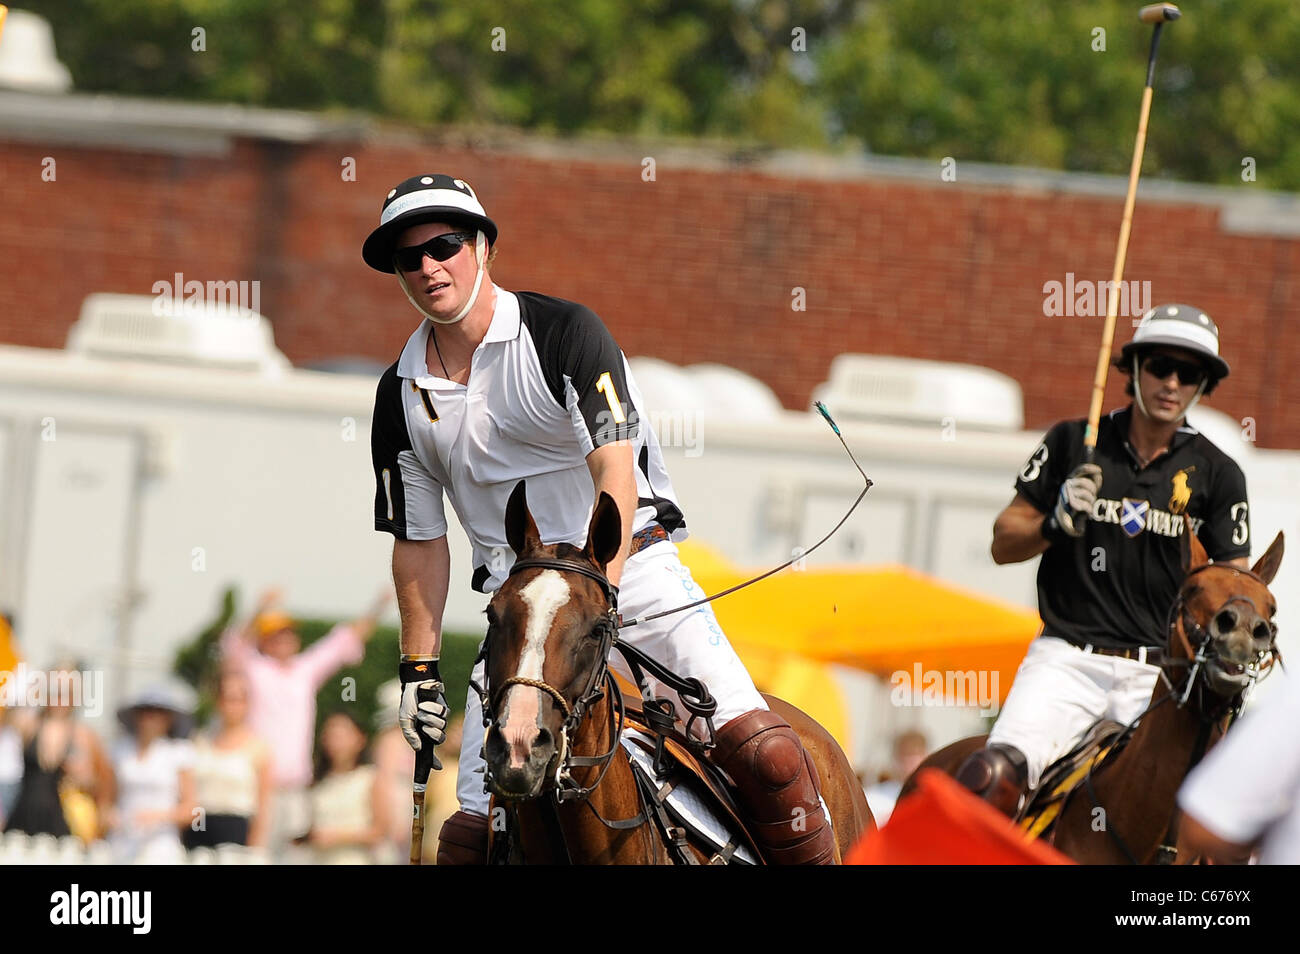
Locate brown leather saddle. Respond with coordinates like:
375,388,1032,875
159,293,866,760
1017,719,1131,841
617,695,765,865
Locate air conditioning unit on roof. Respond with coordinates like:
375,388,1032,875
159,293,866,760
811,354,1023,431
67,294,290,373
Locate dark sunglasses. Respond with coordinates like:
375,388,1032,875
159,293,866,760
393,232,474,272
1142,354,1207,386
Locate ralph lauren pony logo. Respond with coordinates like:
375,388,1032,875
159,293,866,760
1169,467,1196,515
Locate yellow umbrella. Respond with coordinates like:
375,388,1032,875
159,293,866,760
678,541,1041,705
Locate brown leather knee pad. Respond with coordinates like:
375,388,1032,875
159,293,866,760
436,809,490,865
711,709,836,865
954,744,1028,818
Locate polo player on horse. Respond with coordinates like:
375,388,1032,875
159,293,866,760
957,304,1252,815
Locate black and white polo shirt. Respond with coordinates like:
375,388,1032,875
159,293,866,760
371,288,686,592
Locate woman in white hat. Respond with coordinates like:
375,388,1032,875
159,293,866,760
109,682,197,864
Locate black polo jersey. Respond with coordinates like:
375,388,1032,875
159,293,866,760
1015,406,1250,649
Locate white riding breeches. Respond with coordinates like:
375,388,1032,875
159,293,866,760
987,636,1161,790
455,541,768,816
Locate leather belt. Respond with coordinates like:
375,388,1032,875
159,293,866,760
1080,643,1163,665
629,524,669,557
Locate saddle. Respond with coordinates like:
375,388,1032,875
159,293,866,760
1017,719,1131,841
616,695,764,865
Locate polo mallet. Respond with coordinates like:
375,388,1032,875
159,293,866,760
408,681,444,865
1083,2,1181,463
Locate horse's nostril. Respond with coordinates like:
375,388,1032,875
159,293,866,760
534,727,553,752
1215,609,1237,633
1253,622,1273,643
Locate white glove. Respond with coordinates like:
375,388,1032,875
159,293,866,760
399,679,449,769
1051,463,1102,538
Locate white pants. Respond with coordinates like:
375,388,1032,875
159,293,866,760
987,636,1160,790
456,541,768,815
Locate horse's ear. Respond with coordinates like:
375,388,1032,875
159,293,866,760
1181,515,1210,574
585,492,623,570
504,480,542,556
1250,531,1285,586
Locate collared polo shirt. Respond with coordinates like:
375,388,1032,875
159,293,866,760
1015,406,1250,649
371,287,685,592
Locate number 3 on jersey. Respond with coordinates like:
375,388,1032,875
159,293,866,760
1020,443,1049,483
1230,501,1249,546
596,371,626,424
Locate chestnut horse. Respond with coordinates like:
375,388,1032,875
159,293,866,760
476,481,873,864
901,520,1284,864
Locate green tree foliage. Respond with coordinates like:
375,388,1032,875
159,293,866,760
33,0,1300,187
819,0,1300,189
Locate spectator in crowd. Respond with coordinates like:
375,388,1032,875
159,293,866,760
864,728,929,825
1179,677,1300,864
220,587,387,861
109,682,197,864
307,710,387,865
0,612,19,826
0,707,22,827
184,669,272,851
4,662,114,841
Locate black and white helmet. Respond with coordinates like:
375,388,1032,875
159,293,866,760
362,174,497,274
1120,303,1230,381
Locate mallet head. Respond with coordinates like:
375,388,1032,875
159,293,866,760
1139,3,1180,23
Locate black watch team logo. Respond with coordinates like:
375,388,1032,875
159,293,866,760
1097,467,1203,539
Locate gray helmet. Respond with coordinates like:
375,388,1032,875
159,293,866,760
1120,303,1230,380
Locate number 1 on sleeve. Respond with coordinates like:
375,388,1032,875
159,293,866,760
596,372,627,424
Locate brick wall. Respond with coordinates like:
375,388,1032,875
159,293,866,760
3,133,1297,447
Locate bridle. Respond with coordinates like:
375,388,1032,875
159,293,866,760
470,553,723,864
1079,560,1281,864
1163,562,1281,715
472,557,626,809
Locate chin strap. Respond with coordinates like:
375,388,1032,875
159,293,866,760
1132,355,1207,422
395,229,489,326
